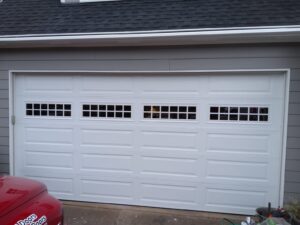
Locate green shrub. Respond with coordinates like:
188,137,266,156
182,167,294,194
285,200,300,219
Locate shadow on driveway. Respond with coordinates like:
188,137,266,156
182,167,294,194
63,201,243,225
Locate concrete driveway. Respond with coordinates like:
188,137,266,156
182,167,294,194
63,201,244,225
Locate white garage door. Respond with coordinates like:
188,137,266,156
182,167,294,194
14,72,286,214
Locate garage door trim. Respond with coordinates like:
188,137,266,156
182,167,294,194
8,68,290,208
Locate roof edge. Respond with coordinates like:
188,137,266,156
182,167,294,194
1,25,300,48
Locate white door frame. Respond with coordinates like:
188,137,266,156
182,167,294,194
8,69,290,208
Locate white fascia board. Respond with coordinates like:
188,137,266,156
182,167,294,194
1,25,300,48
61,0,119,3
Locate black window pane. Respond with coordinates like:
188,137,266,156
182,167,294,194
41,104,47,109
91,111,98,117
161,106,169,112
250,107,258,114
144,113,151,118
144,106,151,111
240,107,248,113
116,105,123,111
210,107,218,113
188,114,196,120
64,104,71,110
116,112,123,118
153,106,160,112
34,110,40,116
260,115,268,121
161,113,169,119
49,111,55,116
239,115,248,121
188,107,196,112
124,105,131,111
250,115,258,121
34,104,40,109
260,108,269,114
152,113,160,118
170,106,178,112
26,110,33,116
170,113,178,119
57,104,63,110
64,111,71,117
107,105,114,111
230,114,238,120
99,105,106,110
179,114,187,119
41,110,47,116
91,105,98,110
83,105,90,110
220,114,228,120
26,104,33,109
83,111,90,117
99,112,106,117
56,111,63,116
210,114,218,120
179,106,187,112
220,107,228,113
49,104,55,109
230,107,238,113
124,112,131,118
107,112,114,117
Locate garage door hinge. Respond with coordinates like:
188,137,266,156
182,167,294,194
11,115,15,125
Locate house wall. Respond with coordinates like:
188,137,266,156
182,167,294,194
0,44,299,203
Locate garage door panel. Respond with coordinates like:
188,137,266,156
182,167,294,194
137,76,204,98
22,75,74,93
25,127,73,144
79,179,134,201
206,133,269,153
206,131,283,158
21,167,75,181
140,182,198,207
141,147,198,159
208,75,273,94
80,154,134,173
28,176,74,197
206,160,268,181
80,145,134,156
79,75,134,95
24,143,74,153
204,187,268,214
25,152,73,169
206,151,272,163
81,129,134,147
140,156,198,178
141,130,198,149
79,170,135,182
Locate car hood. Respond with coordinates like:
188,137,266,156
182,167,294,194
0,176,47,217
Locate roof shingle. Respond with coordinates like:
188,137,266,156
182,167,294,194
0,0,300,35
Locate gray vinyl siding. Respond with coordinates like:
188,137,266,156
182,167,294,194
0,44,300,203
0,68,8,174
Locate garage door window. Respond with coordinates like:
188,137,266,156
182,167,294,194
143,105,196,120
26,103,72,117
210,106,269,122
82,104,131,118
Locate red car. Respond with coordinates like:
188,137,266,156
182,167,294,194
0,175,63,225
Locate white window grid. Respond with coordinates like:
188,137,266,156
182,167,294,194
209,106,269,122
143,105,197,120
26,103,72,117
82,104,132,119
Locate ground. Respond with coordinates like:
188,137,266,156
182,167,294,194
63,201,244,225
